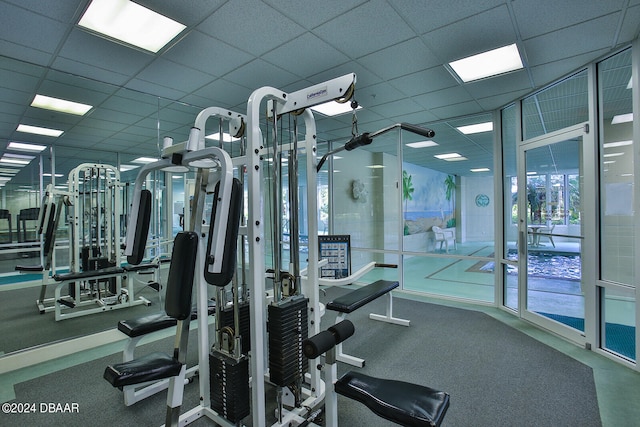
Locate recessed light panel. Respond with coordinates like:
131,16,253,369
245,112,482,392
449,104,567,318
406,140,439,148
457,122,493,134
78,0,186,53
7,142,47,152
611,113,633,124
310,101,361,117
449,44,523,82
31,95,92,116
205,132,241,142
17,124,64,137
132,157,158,164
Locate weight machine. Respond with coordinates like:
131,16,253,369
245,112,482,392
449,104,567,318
32,163,152,320
105,74,448,426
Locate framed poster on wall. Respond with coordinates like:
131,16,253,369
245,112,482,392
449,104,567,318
318,235,351,279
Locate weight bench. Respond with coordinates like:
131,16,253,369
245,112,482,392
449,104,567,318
104,231,198,425
303,320,449,427
326,279,410,367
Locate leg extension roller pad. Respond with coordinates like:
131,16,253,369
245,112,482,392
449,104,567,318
335,371,449,427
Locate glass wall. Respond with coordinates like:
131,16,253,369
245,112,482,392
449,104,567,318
501,103,518,311
324,116,496,301
597,47,636,361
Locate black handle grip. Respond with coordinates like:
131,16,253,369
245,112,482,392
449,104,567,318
344,133,372,151
400,123,435,138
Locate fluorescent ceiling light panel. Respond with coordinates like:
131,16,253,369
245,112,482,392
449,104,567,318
366,165,385,169
0,158,29,166
132,157,158,164
7,142,47,152
31,95,92,116
603,140,632,148
406,140,438,148
611,113,633,124
205,132,241,142
78,0,186,53
448,43,523,82
603,152,624,158
310,101,361,117
119,164,139,172
457,122,493,134
434,153,462,160
17,124,63,137
470,168,490,172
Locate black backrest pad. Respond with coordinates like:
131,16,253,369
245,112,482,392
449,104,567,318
127,189,152,265
204,178,242,287
165,231,198,320
42,203,56,257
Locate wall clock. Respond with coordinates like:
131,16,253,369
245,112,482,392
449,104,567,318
475,194,490,207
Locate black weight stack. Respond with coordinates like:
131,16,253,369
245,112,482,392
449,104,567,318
210,351,250,423
267,295,309,387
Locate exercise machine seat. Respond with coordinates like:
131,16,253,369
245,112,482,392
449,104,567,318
52,266,125,282
326,280,399,313
104,352,182,388
118,301,216,338
335,371,449,427
118,312,177,338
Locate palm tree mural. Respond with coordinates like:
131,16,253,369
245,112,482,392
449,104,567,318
444,175,456,228
402,170,414,235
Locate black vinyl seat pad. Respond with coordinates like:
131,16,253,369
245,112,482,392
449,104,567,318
326,280,399,313
335,371,450,427
103,352,182,388
52,266,125,282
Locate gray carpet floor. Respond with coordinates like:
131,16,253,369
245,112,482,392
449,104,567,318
2,286,601,426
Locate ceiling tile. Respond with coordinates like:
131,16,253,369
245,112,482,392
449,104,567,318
263,0,368,30
198,0,306,56
313,0,416,58
523,14,620,66
389,67,458,97
162,30,253,77
512,0,623,40
358,38,440,80
263,33,350,79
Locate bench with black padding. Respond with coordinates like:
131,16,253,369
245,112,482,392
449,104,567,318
335,371,450,427
303,320,449,427
325,279,409,367
52,266,125,282
104,231,198,392
326,279,399,313
105,351,183,388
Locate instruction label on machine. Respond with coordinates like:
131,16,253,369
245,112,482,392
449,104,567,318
318,235,351,279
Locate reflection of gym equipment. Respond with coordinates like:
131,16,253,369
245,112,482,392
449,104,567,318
27,164,152,321
17,207,39,242
304,320,450,427
0,209,12,243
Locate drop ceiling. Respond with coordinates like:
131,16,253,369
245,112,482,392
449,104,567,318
0,0,638,185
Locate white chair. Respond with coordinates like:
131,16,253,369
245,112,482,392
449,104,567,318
432,226,456,253
538,224,556,247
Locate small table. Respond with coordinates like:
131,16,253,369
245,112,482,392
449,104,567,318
527,224,545,247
